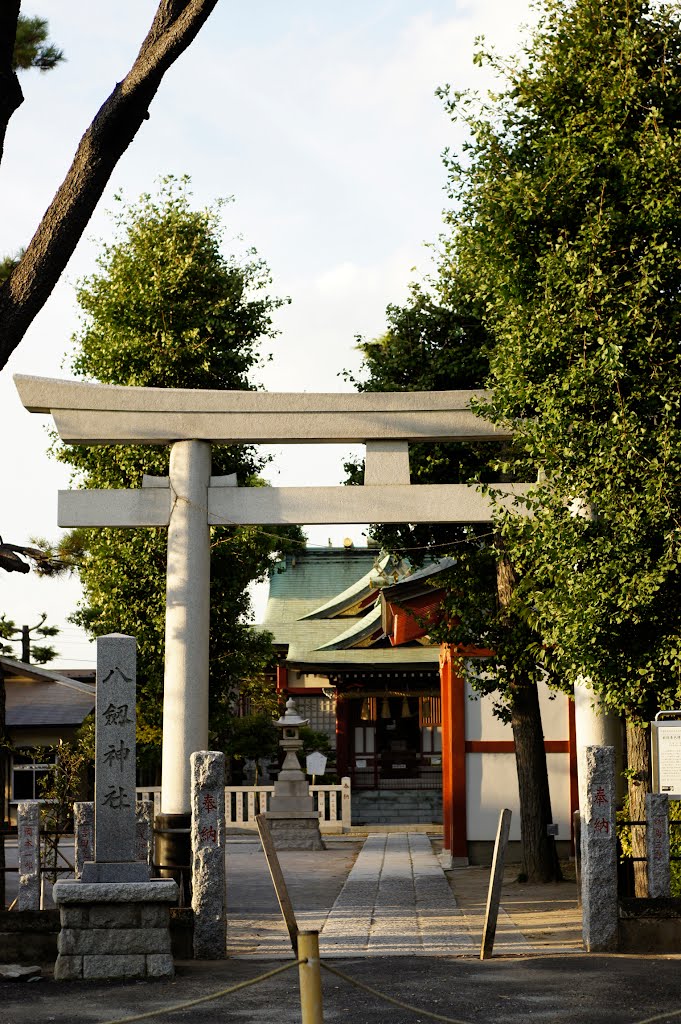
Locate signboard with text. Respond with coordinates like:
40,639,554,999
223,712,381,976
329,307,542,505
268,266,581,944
651,718,681,799
306,751,327,777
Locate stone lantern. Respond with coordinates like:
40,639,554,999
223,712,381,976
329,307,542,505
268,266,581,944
264,697,324,850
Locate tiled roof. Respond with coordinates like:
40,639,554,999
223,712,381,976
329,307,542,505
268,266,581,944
262,548,377,623
255,546,441,674
286,646,440,669
300,555,389,619
2,657,95,728
317,604,383,650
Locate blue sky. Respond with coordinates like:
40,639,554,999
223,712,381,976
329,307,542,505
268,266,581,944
1,1,534,666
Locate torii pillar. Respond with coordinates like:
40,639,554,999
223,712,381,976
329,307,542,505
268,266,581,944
15,374,530,880
156,440,211,880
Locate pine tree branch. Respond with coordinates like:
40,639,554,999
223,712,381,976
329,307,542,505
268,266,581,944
0,0,218,370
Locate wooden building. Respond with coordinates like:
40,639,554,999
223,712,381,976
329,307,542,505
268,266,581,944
259,546,576,856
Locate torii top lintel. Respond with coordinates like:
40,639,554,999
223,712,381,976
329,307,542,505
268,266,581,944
13,375,511,445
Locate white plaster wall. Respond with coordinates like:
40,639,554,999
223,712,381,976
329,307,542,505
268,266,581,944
538,684,569,741
464,682,510,742
466,752,520,839
465,753,571,842
290,671,331,689
464,670,569,743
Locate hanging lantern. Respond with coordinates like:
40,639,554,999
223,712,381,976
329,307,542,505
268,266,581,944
401,696,411,718
360,698,371,721
421,697,432,720
380,697,391,719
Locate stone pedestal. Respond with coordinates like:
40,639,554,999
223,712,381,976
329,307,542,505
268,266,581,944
52,880,178,980
265,697,324,850
265,812,325,851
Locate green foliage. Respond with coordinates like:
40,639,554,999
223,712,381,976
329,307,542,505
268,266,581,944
0,612,59,664
345,272,546,713
344,281,494,560
0,250,23,284
299,726,332,760
37,733,93,883
438,0,681,720
13,16,64,72
54,177,303,753
227,714,279,764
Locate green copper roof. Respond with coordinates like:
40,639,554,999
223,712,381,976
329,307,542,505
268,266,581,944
262,548,378,624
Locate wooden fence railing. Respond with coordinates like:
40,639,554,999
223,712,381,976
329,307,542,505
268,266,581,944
136,777,352,831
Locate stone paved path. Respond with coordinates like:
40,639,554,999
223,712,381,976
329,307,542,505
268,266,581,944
227,832,549,958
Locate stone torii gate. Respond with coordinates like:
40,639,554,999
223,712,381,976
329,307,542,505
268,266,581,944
16,374,534,869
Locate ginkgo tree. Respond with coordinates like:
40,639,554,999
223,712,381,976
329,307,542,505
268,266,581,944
437,0,681,888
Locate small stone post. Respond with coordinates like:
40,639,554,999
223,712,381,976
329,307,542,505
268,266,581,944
136,801,154,867
190,751,226,959
73,802,94,880
17,801,40,910
646,793,671,899
581,745,617,952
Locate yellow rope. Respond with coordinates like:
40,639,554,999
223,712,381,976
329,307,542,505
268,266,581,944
319,961,475,1024
98,958,303,1024
633,1010,681,1024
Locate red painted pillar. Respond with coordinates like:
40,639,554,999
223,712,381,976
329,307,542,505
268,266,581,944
336,696,350,780
440,646,467,858
276,664,288,695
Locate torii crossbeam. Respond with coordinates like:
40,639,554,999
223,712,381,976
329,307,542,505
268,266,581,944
15,375,529,869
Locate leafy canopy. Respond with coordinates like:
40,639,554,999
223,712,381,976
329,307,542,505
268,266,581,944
439,0,681,718
55,177,302,752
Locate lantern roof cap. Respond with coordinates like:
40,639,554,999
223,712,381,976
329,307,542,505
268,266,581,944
275,696,308,729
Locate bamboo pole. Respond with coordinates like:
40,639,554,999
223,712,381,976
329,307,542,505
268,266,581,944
298,931,324,1024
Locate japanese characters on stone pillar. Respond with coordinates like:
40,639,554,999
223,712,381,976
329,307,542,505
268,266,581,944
17,801,40,910
581,745,617,952
190,751,226,959
646,792,671,899
73,802,94,880
82,634,150,882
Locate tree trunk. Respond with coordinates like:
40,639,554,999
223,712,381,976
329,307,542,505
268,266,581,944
626,719,650,897
0,1,22,165
497,553,562,882
511,678,562,882
0,0,219,369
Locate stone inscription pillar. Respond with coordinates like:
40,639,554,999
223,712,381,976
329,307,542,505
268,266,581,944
17,801,40,910
161,440,211,817
82,633,149,882
73,802,94,880
581,745,617,952
646,792,671,899
190,751,226,959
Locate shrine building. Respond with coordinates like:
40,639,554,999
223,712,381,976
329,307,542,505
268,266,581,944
258,544,577,862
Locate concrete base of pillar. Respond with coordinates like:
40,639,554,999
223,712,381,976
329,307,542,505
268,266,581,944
264,813,325,850
52,880,178,981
